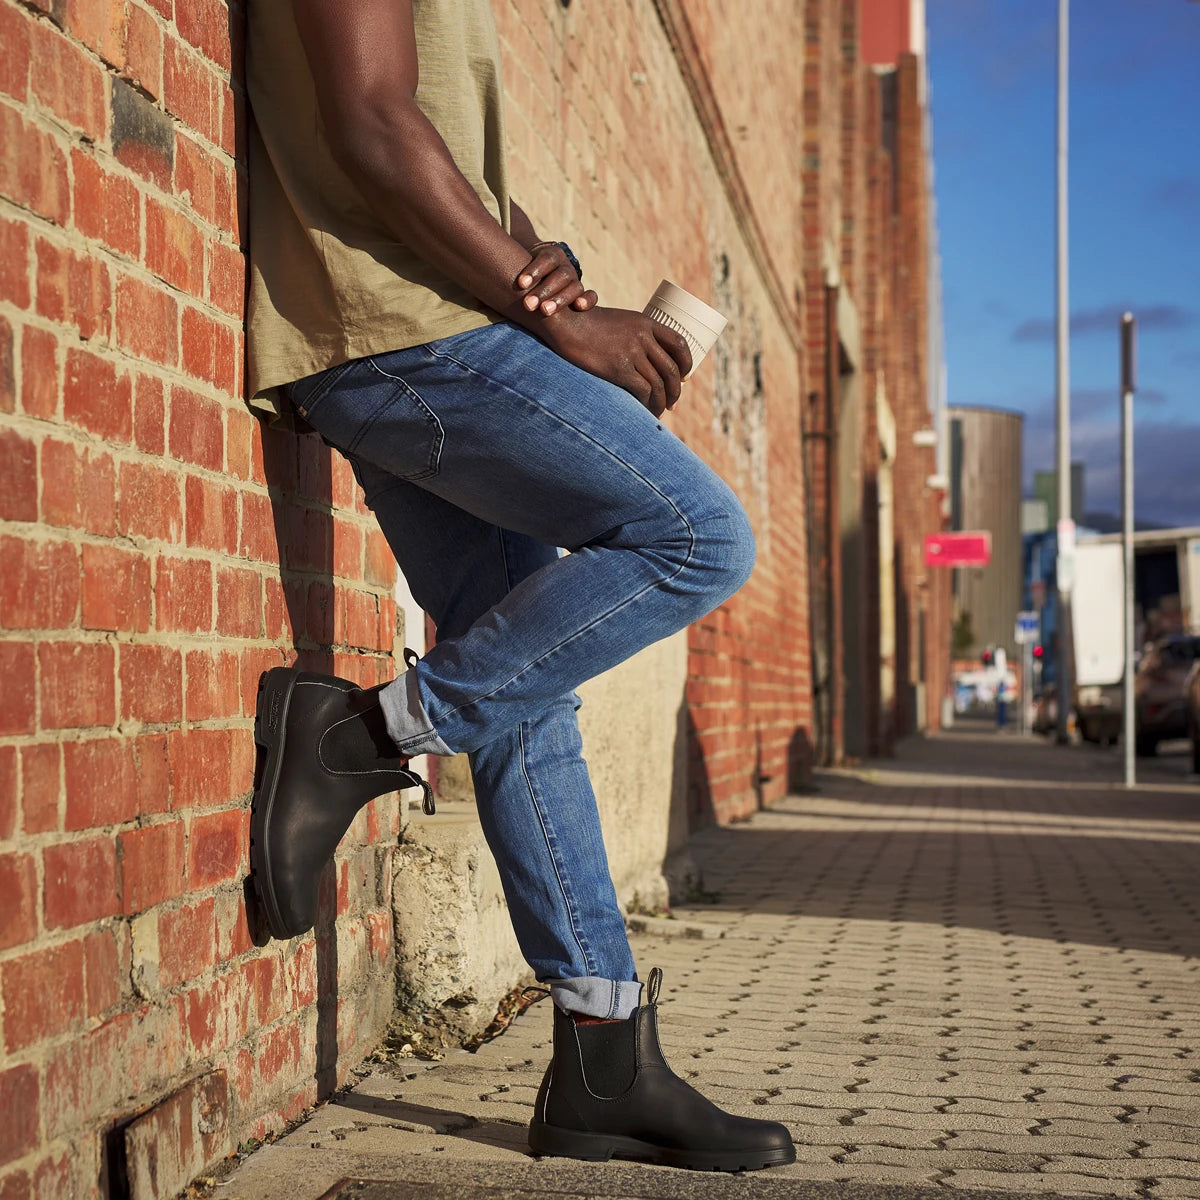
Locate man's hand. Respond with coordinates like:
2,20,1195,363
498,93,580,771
515,244,597,316
544,308,692,417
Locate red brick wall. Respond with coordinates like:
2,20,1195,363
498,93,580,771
0,2,401,1195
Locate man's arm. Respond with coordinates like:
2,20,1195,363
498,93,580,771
292,0,689,415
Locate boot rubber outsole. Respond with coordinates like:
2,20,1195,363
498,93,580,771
249,667,300,941
528,1121,796,1172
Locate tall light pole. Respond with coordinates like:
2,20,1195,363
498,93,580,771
1054,0,1074,745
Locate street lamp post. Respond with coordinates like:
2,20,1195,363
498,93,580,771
1054,0,1074,745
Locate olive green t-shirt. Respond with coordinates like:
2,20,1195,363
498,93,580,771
245,0,511,420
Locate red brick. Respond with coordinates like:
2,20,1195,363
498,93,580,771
0,748,13,840
57,0,127,67
0,429,37,522
244,954,287,1024
132,371,165,453
118,821,185,914
238,489,278,563
123,3,163,98
63,346,132,442
19,743,59,833
145,196,204,294
0,854,37,953
215,890,252,960
155,555,212,633
0,1066,39,1166
216,565,261,639
29,19,107,139
333,519,363,581
184,648,239,721
184,473,237,553
157,897,216,988
168,384,223,470
174,133,234,232
168,728,234,810
366,910,391,964
144,0,171,21
40,438,115,535
19,326,58,419
184,969,250,1057
0,2,31,103
0,537,78,631
71,147,141,259
0,644,34,736
38,640,115,729
0,106,69,227
63,738,138,829
41,1011,132,1139
132,732,171,814
1,939,85,1052
254,1022,300,1092
115,271,178,367
111,76,174,190
226,406,253,481
84,925,125,1017
117,459,183,543
163,36,219,143
35,238,111,341
43,839,119,931
0,215,30,308
176,0,230,69
119,643,182,724
181,305,235,390
81,543,150,633
187,808,244,888
206,239,244,317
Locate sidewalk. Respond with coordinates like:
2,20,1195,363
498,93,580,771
218,728,1200,1200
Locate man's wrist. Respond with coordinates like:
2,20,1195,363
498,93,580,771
531,239,582,284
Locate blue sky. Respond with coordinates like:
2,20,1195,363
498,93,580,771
927,0,1199,526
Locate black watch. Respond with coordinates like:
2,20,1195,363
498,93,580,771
556,241,582,284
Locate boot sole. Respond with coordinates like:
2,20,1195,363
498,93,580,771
250,667,302,941
529,1122,796,1172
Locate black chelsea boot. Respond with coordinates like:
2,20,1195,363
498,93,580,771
250,665,435,940
529,968,796,1171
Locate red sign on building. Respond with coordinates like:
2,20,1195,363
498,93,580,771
924,532,992,568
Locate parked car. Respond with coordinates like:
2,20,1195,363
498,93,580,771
1134,634,1200,756
1185,660,1200,774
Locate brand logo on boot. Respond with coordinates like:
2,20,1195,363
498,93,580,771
267,686,284,734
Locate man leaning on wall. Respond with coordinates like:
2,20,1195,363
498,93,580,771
242,0,793,1171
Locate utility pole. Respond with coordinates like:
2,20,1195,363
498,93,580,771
1121,314,1136,788
1054,0,1074,745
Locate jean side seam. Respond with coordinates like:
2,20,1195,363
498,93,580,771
420,346,697,728
516,721,598,978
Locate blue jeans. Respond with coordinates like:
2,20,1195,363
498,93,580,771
287,323,755,1019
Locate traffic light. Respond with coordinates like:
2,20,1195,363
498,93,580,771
981,648,994,667
1033,645,1044,659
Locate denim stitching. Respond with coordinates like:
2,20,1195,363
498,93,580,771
421,345,698,726
364,358,444,480
499,527,596,978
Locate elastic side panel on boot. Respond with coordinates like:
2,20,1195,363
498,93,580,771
574,1019,637,1099
321,693,406,773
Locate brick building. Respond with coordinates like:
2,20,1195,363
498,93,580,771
0,1,948,1195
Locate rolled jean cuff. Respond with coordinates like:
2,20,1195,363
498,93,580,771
549,977,643,1021
379,667,455,758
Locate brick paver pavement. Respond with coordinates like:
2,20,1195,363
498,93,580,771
222,727,1200,1200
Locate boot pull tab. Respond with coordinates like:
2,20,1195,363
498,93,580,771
402,646,420,670
646,966,663,1005
419,778,436,816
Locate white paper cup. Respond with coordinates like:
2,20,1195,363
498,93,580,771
643,280,728,378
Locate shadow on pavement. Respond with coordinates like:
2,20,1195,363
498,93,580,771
678,726,1200,958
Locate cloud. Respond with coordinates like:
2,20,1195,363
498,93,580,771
1013,304,1196,343
1024,415,1200,527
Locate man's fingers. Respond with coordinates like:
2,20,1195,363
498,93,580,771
652,323,693,379
646,340,682,409
514,248,559,291
637,361,667,417
571,289,598,311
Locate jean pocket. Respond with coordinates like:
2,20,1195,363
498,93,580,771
300,355,444,482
